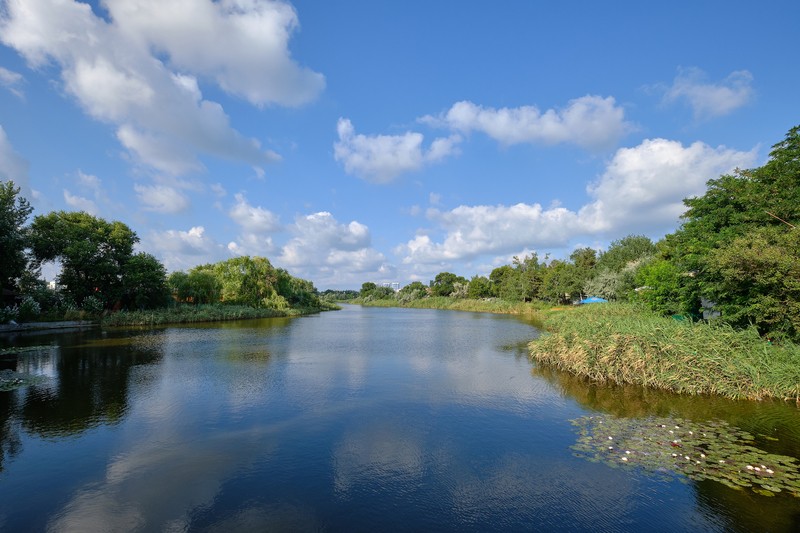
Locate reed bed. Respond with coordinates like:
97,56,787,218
358,297,546,316
529,304,800,401
101,302,337,327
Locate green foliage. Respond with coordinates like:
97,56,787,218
359,282,378,299
28,211,138,308
634,258,682,315
0,305,18,324
398,281,427,303
596,235,656,273
81,295,104,317
431,272,467,297
17,295,41,321
705,227,800,340
201,256,279,307
467,276,493,299
185,270,222,304
120,253,170,310
0,181,33,292
663,125,800,337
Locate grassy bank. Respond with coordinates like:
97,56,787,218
101,302,339,327
356,296,546,316
529,303,800,401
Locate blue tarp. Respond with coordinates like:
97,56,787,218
578,296,608,304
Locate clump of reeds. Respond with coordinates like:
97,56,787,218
529,303,800,401
359,296,547,317
101,302,334,327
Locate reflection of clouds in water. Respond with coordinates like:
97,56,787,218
448,454,634,530
47,426,279,532
203,503,322,532
333,424,425,495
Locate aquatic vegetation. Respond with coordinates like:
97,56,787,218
572,414,800,497
529,303,800,400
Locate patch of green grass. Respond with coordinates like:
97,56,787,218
529,303,800,401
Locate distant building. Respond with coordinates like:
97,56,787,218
379,282,400,291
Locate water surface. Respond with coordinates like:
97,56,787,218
1,305,799,531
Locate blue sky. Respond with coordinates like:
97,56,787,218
0,0,798,290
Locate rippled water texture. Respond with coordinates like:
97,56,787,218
1,305,799,531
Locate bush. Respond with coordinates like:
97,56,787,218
17,296,41,322
81,295,104,317
0,306,18,324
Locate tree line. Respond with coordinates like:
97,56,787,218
359,125,800,342
0,191,321,321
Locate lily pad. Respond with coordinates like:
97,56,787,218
571,414,800,498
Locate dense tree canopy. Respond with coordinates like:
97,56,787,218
28,211,138,308
0,181,32,294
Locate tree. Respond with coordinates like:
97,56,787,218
398,281,427,302
186,270,222,304
596,235,655,273
663,124,800,325
121,253,170,310
0,181,33,294
467,276,493,299
431,272,467,297
203,256,278,307
360,282,378,299
634,258,682,315
28,211,138,308
705,227,800,340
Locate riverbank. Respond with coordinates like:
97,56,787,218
100,302,340,327
0,303,340,332
354,296,546,316
358,297,800,402
529,303,800,402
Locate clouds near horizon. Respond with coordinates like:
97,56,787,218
397,137,755,265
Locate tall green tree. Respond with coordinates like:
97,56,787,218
28,211,138,308
664,124,800,327
0,181,33,294
596,235,655,273
121,253,170,310
431,272,467,297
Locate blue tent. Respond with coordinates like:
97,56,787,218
578,296,608,304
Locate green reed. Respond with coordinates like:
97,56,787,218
529,303,800,401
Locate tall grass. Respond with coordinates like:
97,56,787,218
358,297,547,316
101,302,338,327
529,303,800,401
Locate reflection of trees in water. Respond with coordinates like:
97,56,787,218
15,336,162,439
0,392,22,473
532,363,800,532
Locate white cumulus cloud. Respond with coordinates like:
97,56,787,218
662,67,754,119
334,118,461,183
421,95,632,151
134,183,190,213
398,138,755,265
277,211,390,286
0,0,318,175
63,189,98,214
145,226,225,272
226,193,280,256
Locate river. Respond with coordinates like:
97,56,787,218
1,305,799,531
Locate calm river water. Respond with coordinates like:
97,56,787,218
1,305,799,532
